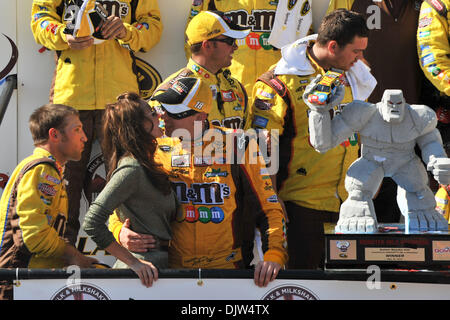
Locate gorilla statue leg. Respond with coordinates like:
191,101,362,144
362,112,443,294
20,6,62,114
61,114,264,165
393,158,448,232
336,157,384,233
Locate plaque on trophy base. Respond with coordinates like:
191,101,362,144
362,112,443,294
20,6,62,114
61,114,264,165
325,223,450,270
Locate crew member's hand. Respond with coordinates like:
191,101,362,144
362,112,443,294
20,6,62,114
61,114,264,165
254,261,281,287
129,259,159,288
101,15,127,39
119,219,157,252
65,35,94,50
64,245,98,268
303,74,345,112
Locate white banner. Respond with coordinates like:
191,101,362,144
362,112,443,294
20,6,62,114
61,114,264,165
14,277,450,300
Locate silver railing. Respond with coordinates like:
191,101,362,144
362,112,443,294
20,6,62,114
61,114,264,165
0,74,17,126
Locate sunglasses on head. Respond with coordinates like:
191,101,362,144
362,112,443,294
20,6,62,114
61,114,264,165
208,37,236,46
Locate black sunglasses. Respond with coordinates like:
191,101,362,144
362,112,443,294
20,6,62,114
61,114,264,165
208,37,236,46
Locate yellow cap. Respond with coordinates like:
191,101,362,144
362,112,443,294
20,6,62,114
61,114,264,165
186,11,250,45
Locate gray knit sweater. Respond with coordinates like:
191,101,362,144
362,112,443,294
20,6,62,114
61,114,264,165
83,156,178,268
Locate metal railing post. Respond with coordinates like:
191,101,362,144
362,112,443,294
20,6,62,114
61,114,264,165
0,74,17,126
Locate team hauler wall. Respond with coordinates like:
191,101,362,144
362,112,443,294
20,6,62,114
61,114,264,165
0,0,330,266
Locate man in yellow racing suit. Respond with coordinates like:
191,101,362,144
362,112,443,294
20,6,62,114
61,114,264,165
157,10,250,129
247,9,376,269
109,77,287,287
417,0,450,97
0,104,97,300
185,0,313,105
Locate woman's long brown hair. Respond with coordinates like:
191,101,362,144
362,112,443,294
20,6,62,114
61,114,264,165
102,92,172,195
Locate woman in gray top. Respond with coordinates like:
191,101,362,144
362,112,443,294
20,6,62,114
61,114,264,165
83,92,178,287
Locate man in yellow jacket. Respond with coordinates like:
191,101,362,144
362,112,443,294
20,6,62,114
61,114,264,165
417,0,450,97
107,77,288,287
30,0,163,245
157,10,250,130
185,0,313,105
0,104,97,300
248,9,376,269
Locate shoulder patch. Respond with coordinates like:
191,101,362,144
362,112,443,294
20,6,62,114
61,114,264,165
425,0,448,17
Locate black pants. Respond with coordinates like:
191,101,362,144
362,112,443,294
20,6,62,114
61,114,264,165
285,202,338,270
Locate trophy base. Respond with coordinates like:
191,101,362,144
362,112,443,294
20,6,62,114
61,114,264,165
325,223,450,270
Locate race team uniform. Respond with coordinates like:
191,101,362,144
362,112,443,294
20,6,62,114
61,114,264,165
152,59,248,129
417,0,450,96
249,49,359,213
30,0,163,110
246,34,378,268
110,127,288,269
186,0,284,103
31,0,163,245
435,186,450,222
0,148,68,269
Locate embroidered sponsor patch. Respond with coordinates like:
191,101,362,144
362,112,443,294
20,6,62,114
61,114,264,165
38,183,56,197
427,64,441,76
194,156,212,166
420,45,431,55
40,196,52,206
205,169,228,178
253,115,269,128
418,30,431,38
40,20,49,29
159,145,173,152
221,90,236,102
418,16,433,28
256,88,275,99
171,154,190,167
254,98,273,110
421,53,436,66
41,173,61,185
421,7,433,14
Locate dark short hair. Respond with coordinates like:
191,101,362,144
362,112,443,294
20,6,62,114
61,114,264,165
190,42,203,54
317,9,369,48
29,104,78,146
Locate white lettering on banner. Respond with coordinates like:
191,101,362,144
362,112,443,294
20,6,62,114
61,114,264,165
13,278,450,300
51,283,110,300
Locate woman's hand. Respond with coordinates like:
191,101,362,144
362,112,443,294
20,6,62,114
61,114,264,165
129,259,159,288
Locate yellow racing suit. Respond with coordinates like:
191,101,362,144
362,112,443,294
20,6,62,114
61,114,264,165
436,186,450,222
30,0,163,110
247,51,359,213
185,0,284,104
152,59,248,129
110,127,288,268
417,0,450,96
0,148,68,269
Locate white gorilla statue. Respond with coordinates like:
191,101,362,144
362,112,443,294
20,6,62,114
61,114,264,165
304,79,450,233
